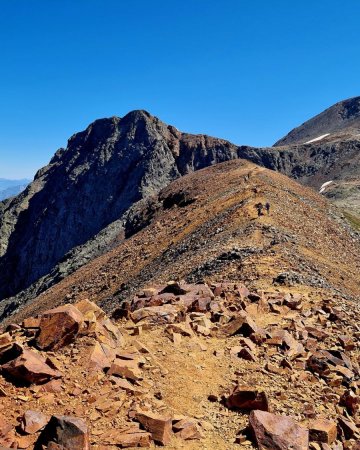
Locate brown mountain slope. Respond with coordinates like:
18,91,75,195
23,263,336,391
274,96,360,146
6,159,359,325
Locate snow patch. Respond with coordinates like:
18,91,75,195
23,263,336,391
305,133,330,144
319,180,333,194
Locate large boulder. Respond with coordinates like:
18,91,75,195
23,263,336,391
1,349,61,385
37,415,90,450
36,305,84,350
249,410,308,450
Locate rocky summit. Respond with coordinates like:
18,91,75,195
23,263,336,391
0,100,359,449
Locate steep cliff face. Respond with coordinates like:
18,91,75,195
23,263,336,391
0,111,239,300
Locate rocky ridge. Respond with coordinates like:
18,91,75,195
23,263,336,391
0,103,360,319
4,159,358,326
274,96,360,146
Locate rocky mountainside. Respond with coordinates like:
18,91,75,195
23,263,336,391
274,96,360,146
270,97,360,216
0,111,359,449
0,162,359,449
0,103,359,314
0,111,240,302
241,139,360,216
4,160,359,325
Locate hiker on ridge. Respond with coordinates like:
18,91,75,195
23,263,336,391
255,202,263,217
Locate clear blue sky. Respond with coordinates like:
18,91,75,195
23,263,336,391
1,1,360,179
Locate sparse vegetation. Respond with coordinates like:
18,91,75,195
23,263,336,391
343,210,360,231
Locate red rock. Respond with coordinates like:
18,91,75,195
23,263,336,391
110,378,146,396
0,416,16,448
222,311,260,337
33,378,62,393
37,415,90,449
227,386,269,411
20,410,48,434
338,415,359,440
89,342,114,372
249,410,308,450
108,359,142,381
2,349,62,385
283,293,302,310
309,419,337,444
339,335,355,351
340,390,359,415
100,424,151,447
131,305,183,325
305,326,330,340
172,418,202,440
109,431,151,448
36,305,84,350
237,347,257,361
0,417,12,437
265,362,284,375
135,411,172,445
306,353,331,377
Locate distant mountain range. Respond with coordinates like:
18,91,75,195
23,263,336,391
0,178,30,201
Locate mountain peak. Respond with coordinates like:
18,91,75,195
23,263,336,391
274,96,360,146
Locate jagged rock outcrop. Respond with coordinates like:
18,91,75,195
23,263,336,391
0,110,239,301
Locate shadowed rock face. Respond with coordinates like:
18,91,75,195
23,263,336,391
0,110,239,300
274,96,360,146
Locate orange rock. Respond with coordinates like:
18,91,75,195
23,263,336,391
309,419,337,444
17,433,38,449
108,358,142,381
100,424,151,447
135,411,173,445
227,386,269,411
22,317,41,329
36,304,84,350
0,332,11,346
249,410,308,450
173,418,202,440
0,416,16,447
2,349,62,385
89,341,114,372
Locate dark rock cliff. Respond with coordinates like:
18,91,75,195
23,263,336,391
0,111,239,300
